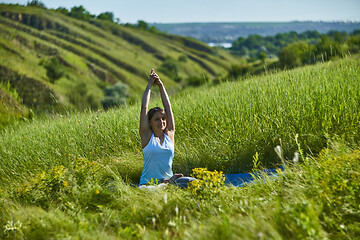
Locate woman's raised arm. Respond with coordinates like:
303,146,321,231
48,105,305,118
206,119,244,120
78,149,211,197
139,71,154,145
152,70,175,141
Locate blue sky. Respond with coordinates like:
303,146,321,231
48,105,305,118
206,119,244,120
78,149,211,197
1,0,359,23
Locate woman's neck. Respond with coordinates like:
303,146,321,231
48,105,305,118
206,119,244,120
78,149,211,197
153,130,164,138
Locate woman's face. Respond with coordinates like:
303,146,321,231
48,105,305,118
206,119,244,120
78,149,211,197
150,111,167,132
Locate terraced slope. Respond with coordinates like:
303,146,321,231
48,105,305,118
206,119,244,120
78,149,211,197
0,4,240,113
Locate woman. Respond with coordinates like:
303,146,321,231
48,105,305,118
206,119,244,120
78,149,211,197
139,69,183,186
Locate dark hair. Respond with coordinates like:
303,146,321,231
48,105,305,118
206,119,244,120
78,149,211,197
148,107,166,122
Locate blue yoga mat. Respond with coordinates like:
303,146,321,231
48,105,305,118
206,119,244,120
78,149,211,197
225,166,285,187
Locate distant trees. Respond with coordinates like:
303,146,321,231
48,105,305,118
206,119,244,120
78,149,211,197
26,0,46,8
278,31,358,68
68,6,95,21
54,6,115,23
279,42,312,68
123,20,160,33
226,29,360,80
137,20,149,30
232,30,332,59
232,29,360,69
97,12,114,22
55,7,69,15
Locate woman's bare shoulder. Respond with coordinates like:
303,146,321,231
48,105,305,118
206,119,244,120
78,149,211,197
140,130,153,149
165,129,175,144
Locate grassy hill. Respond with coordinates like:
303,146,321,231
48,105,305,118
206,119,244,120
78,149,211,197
0,4,241,121
0,56,359,239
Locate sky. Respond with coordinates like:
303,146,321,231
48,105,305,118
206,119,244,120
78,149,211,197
1,0,359,24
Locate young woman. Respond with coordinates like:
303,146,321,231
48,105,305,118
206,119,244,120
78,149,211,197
138,69,183,186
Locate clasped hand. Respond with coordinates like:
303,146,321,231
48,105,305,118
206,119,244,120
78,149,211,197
149,68,162,86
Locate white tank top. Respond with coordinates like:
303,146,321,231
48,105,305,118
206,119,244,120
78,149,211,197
139,133,174,185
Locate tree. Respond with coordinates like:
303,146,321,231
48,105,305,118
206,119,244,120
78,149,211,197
328,31,347,44
300,30,321,39
347,34,360,53
279,41,313,68
160,57,180,80
258,51,267,64
227,64,252,79
68,5,94,20
27,0,46,8
97,12,114,22
315,35,342,61
137,20,149,30
55,7,69,15
239,46,249,57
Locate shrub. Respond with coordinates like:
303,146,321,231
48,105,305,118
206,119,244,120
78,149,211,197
186,75,209,86
160,57,179,78
15,158,101,209
39,57,64,83
227,64,252,79
178,55,187,62
188,168,225,199
101,82,129,109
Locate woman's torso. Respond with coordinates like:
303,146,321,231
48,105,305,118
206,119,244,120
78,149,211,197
139,133,174,185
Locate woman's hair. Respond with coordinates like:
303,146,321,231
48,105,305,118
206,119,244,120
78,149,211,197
148,107,166,122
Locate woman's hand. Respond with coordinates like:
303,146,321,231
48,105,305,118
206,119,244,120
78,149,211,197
149,69,162,86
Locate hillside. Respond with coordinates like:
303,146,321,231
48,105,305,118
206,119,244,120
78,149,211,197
0,4,240,117
152,21,360,45
1,56,359,184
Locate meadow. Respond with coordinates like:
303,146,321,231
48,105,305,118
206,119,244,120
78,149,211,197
0,56,359,239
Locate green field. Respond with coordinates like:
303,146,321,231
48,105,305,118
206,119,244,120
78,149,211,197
0,56,359,239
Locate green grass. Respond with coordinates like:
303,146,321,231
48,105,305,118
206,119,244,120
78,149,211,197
0,56,359,239
1,56,359,184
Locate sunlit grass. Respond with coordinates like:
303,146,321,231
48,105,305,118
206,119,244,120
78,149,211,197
0,56,359,239
0,56,359,184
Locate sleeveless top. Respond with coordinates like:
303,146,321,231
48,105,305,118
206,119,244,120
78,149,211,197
139,133,174,185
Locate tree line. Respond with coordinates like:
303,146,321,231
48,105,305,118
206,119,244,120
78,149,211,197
231,30,360,68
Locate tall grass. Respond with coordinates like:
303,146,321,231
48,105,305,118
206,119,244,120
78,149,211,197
0,56,359,239
0,56,359,186
1,139,359,239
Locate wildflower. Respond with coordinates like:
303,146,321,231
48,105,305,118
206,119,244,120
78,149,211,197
293,152,299,162
163,193,168,204
95,189,100,194
63,181,68,187
152,217,156,229
175,206,179,216
168,220,176,227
